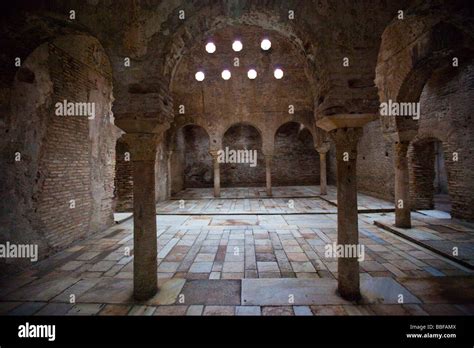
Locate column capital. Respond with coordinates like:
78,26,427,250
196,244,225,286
209,149,221,158
123,133,161,161
316,114,377,132
315,142,331,154
329,127,363,150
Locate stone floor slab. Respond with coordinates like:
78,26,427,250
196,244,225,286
180,280,241,305
241,278,349,306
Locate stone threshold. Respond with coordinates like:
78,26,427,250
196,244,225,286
374,220,474,270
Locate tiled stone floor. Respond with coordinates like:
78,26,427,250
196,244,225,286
1,187,473,316
164,186,394,214
375,211,474,269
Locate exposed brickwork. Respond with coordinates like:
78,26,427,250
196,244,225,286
409,141,436,210
0,36,119,273
182,126,212,188
409,64,474,220
357,120,395,201
273,122,319,186
221,124,265,187
114,137,133,212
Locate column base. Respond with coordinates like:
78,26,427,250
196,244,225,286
337,285,361,302
134,283,158,301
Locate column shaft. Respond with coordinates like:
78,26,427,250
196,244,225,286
394,141,411,228
211,153,220,197
265,155,272,196
125,134,159,300
319,151,328,195
331,128,362,301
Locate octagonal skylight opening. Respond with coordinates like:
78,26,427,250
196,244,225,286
232,40,243,52
274,68,284,79
221,69,231,80
205,42,216,53
261,39,271,51
195,71,205,81
247,69,257,80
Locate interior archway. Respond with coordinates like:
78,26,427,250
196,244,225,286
221,123,264,187
273,122,319,186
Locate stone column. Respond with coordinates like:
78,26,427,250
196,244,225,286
394,141,411,228
167,150,173,198
330,127,363,301
316,143,330,195
265,154,273,196
123,133,159,300
210,150,221,197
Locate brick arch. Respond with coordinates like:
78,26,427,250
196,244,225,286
176,124,213,190
1,33,119,265
273,121,319,186
221,122,265,187
408,136,448,211
222,121,263,142
375,4,474,135
274,120,316,145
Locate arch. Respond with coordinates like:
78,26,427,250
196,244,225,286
408,136,450,212
223,121,263,140
170,124,213,194
273,122,319,186
375,3,474,135
0,33,118,266
221,123,264,187
274,120,315,144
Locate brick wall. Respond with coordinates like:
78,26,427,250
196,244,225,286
357,119,395,201
408,63,474,220
182,125,212,188
114,137,133,212
273,122,319,186
221,124,265,187
0,36,119,272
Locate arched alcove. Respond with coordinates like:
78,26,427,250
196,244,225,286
221,123,264,187
273,122,319,186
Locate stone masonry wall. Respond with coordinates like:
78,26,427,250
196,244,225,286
408,63,474,220
273,123,319,186
0,36,119,273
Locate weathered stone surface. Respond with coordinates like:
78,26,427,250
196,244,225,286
180,280,241,305
241,278,349,306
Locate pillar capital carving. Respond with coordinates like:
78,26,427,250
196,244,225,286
394,140,410,158
209,149,221,158
329,128,363,150
123,133,161,161
316,114,377,132
315,142,331,154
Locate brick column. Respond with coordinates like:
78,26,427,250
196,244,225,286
316,143,330,195
210,150,220,198
330,127,363,301
394,141,411,228
265,154,273,196
123,133,159,300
